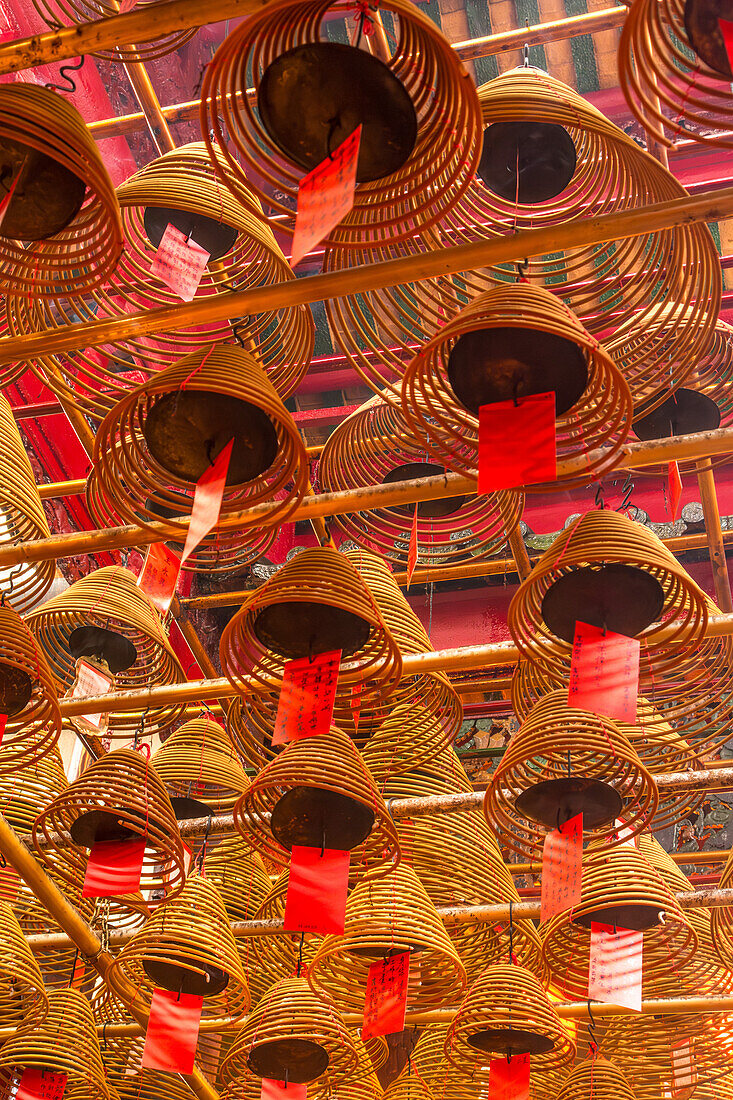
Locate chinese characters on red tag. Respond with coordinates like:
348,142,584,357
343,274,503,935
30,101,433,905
83,838,146,898
290,126,362,268
273,649,341,746
283,845,350,935
137,542,181,614
16,1069,67,1100
540,812,582,922
361,950,410,1039
568,621,640,723
478,393,556,492
150,223,210,301
142,988,204,1074
588,922,642,1012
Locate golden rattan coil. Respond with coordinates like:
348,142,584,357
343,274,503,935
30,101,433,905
107,871,250,1019
200,0,482,251
12,143,313,424
400,282,632,491
374,739,544,981
540,841,698,1000
31,0,196,62
0,85,121,299
318,392,524,567
445,963,576,1072
552,1055,635,1100
308,861,467,1011
0,745,67,835
32,746,188,901
508,509,709,680
409,1024,484,1100
87,343,308,572
201,837,272,923
234,724,399,877
248,869,322,1006
152,716,250,820
219,1043,384,1100
485,690,658,859
383,1072,434,1100
220,547,402,716
0,600,61,769
619,0,733,149
0,902,48,1027
710,843,733,970
25,565,186,741
220,974,359,1086
324,66,720,411
0,394,55,609
0,987,109,1099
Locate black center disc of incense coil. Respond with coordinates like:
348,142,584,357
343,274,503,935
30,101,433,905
169,796,213,822
68,624,138,674
143,391,279,486
467,1028,556,1056
257,42,418,184
478,121,577,204
446,327,588,417
683,0,733,76
515,777,623,831
0,139,86,241
0,664,33,716
382,462,467,519
270,786,375,851
143,206,238,262
540,564,666,644
70,808,143,847
143,954,230,997
348,943,423,958
632,389,722,440
247,1039,330,1083
573,903,665,932
253,601,371,661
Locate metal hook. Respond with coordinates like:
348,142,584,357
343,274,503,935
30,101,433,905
618,471,634,514
523,42,530,66
594,483,606,511
45,55,85,93
508,900,514,962
1,563,25,606
587,1001,597,1051
516,258,529,281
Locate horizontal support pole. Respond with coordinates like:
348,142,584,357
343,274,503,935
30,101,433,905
1,187,733,367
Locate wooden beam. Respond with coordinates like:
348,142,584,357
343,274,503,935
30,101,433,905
696,460,733,612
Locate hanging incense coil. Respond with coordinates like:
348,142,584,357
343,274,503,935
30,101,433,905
200,0,482,251
107,872,250,1018
26,565,186,741
401,282,632,491
201,837,272,923
540,841,698,1000
619,0,733,149
0,601,61,769
88,344,308,572
11,142,313,424
508,509,709,679
0,902,48,1027
710,844,733,971
234,724,399,877
0,988,109,1098
307,861,466,1012
552,1055,635,1100
0,84,121,299
318,391,524,567
248,869,322,1006
0,394,55,609
602,1012,732,1097
31,0,196,62
324,66,720,411
220,546,402,717
410,1025,486,1100
371,739,544,981
32,746,188,901
152,717,250,822
0,745,66,835
485,690,658,859
220,974,359,1086
444,963,576,1072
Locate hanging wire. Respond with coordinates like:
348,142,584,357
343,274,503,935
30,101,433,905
45,56,86,93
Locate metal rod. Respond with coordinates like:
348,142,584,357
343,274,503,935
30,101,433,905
120,56,177,154
696,460,733,612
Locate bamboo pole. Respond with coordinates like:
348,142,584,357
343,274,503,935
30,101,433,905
4,427,733,569
120,56,177,154
697,460,733,613
1,187,733,366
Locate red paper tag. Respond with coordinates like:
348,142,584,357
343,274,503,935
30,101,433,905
0,158,26,233
150,223,210,301
406,504,418,591
719,18,733,70
568,622,640,723
489,1054,530,1100
71,659,114,730
668,461,682,522
180,439,233,565
0,712,7,747
272,650,341,746
361,951,410,1039
540,812,582,922
138,542,181,614
478,393,556,491
141,988,204,1074
290,126,361,268
283,846,350,935
588,923,642,1012
82,838,146,898
671,1038,697,1100
262,1082,307,1100
16,1069,67,1100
